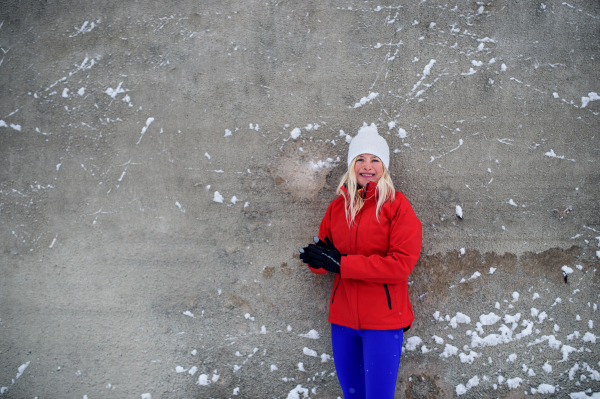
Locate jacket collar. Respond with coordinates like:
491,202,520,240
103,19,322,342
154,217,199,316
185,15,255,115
342,181,378,200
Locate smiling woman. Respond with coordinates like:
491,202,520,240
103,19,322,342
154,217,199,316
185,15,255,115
354,154,383,187
299,123,423,399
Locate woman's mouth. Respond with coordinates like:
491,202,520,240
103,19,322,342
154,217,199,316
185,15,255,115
361,173,374,177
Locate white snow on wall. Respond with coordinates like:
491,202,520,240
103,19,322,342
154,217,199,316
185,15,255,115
290,128,302,139
213,191,224,203
581,92,600,108
353,92,379,108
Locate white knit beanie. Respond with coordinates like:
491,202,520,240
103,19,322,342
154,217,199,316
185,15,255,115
347,123,390,169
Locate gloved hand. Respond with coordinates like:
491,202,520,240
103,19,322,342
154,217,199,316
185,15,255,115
304,236,342,274
298,247,313,266
298,236,329,268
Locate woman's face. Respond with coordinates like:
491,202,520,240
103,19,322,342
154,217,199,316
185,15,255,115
353,153,384,187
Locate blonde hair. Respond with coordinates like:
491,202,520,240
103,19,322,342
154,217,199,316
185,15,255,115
336,156,395,226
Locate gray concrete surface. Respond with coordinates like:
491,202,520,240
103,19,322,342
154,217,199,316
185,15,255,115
1,0,599,398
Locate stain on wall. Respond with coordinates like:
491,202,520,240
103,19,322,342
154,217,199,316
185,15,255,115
270,139,339,200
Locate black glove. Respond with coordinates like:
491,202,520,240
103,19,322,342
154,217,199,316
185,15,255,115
299,247,313,265
298,236,329,267
305,236,342,274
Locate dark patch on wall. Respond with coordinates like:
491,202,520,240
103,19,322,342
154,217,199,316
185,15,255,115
396,358,454,399
405,374,441,398
407,245,594,331
262,266,275,278
268,139,337,200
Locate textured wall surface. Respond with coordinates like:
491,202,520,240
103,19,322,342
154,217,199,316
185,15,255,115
1,0,599,398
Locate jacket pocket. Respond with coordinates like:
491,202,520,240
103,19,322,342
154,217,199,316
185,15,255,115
383,283,392,310
331,276,341,304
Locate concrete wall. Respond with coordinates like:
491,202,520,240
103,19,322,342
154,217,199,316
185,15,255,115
1,0,598,397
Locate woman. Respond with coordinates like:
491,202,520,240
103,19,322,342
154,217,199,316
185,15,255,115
299,124,422,399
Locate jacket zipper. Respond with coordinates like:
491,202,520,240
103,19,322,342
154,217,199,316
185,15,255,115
360,184,392,311
383,283,392,310
361,182,370,199
331,276,341,303
348,183,369,327
353,190,366,252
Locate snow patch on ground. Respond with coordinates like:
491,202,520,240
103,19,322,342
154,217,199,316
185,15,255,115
298,330,320,339
405,336,423,351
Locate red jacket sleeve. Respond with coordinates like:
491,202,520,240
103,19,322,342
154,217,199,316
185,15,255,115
341,194,422,283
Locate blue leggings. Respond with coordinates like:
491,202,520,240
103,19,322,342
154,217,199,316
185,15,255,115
331,323,404,399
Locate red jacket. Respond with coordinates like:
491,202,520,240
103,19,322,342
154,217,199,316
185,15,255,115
308,182,422,330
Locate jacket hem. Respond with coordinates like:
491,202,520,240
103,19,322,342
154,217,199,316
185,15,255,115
328,317,414,331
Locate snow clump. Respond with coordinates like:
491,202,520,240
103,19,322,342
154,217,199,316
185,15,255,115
405,336,423,351
298,330,320,339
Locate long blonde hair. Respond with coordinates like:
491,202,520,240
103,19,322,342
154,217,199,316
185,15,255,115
336,156,395,226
